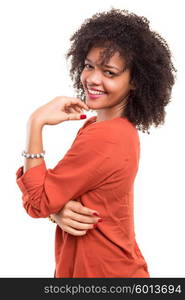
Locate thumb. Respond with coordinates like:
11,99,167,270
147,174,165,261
67,113,87,121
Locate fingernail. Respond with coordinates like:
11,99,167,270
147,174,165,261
98,218,103,222
92,212,100,217
93,224,98,228
80,114,87,119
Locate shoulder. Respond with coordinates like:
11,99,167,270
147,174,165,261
80,117,139,144
75,117,139,160
113,118,140,146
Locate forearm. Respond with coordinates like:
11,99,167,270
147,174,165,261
24,117,45,173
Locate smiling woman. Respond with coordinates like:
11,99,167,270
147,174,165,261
16,7,176,278
66,8,176,133
80,47,135,122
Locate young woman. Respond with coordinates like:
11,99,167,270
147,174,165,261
16,8,176,277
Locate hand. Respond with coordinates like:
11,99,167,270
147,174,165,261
51,200,103,236
29,96,90,126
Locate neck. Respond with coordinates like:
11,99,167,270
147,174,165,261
95,95,128,123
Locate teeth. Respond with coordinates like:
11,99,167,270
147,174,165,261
88,89,105,95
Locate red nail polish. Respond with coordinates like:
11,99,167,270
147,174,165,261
80,114,87,119
93,212,100,217
98,218,103,222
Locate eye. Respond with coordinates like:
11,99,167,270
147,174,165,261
84,63,93,69
104,70,116,77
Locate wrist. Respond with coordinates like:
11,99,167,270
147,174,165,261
27,115,45,129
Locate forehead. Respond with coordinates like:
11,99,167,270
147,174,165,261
86,47,125,67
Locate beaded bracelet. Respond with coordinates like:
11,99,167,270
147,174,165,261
22,150,45,159
48,215,56,223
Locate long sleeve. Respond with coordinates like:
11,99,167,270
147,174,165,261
16,125,119,218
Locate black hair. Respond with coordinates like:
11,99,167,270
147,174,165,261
66,8,176,133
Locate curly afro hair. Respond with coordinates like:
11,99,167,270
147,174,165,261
65,8,176,133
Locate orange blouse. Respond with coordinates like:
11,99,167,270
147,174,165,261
16,115,150,278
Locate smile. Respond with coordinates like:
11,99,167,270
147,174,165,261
88,89,106,95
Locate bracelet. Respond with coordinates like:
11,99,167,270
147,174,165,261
48,215,56,223
22,150,45,159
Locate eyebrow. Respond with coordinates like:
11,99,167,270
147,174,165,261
85,58,122,72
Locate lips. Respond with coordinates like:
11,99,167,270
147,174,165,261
88,88,105,93
84,85,107,99
86,86,106,93
86,90,105,100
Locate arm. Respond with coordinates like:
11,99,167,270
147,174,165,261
16,96,90,218
24,96,89,173
24,118,45,173
25,117,103,234
51,200,103,236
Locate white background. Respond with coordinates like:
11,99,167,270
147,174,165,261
0,0,184,277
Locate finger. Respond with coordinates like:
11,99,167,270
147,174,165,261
62,225,87,236
69,210,100,224
67,200,101,217
66,98,90,111
66,107,78,114
67,112,87,120
74,105,84,113
64,218,94,230
64,107,71,114
75,205,101,218
70,105,83,114
64,103,83,113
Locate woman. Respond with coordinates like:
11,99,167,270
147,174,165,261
16,8,176,277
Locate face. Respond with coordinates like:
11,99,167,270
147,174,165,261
80,46,134,114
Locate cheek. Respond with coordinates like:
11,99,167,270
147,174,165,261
110,78,131,95
106,81,125,94
105,80,118,92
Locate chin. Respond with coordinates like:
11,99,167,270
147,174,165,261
86,104,103,110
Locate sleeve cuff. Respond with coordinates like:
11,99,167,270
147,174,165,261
16,161,47,194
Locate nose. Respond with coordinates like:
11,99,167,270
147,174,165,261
86,69,103,85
